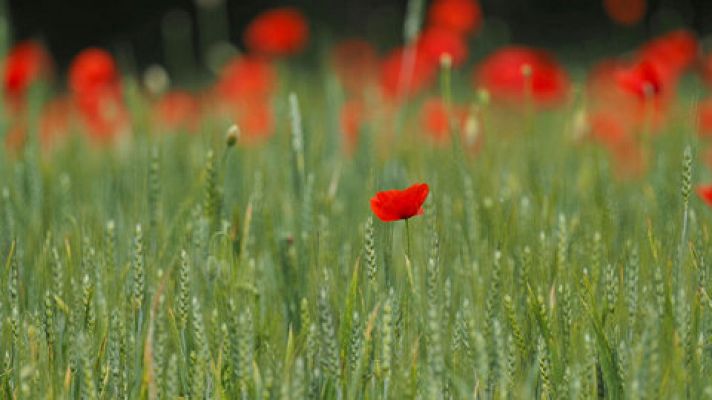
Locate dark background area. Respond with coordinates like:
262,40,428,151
6,0,712,76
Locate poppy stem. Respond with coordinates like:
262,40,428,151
405,218,412,263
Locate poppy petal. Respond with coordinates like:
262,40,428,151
370,183,430,222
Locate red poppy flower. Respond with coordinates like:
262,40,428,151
579,109,646,179
697,185,712,207
4,97,73,154
702,146,712,171
330,39,378,95
244,7,309,57
638,30,698,84
417,27,468,67
419,97,481,149
370,183,430,222
235,98,274,141
153,90,201,132
68,48,128,142
420,97,464,141
610,139,647,180
610,60,663,100
698,98,712,139
213,56,276,141
39,97,72,151
427,0,482,36
422,98,450,140
473,46,570,106
587,58,671,133
216,56,275,104
700,53,712,87
584,109,648,179
4,121,27,153
603,0,646,26
69,48,120,97
3,41,51,110
79,99,130,142
380,46,438,102
587,110,633,148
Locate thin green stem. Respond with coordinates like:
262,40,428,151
406,218,412,264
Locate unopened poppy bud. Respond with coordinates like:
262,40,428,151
520,63,533,78
571,109,589,141
143,64,170,96
440,53,452,69
226,124,240,147
463,108,480,146
477,89,490,106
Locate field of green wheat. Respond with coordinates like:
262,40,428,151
2,76,712,399
3,0,712,398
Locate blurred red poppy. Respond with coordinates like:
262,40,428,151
153,90,201,132
603,0,646,26
340,98,366,153
700,53,712,86
587,59,669,133
697,98,712,139
427,0,482,36
420,97,467,142
697,185,712,207
214,56,276,141
4,121,27,153
236,98,274,141
587,110,633,148
615,60,664,99
3,40,51,111
473,46,570,106
39,97,72,151
370,183,430,222
69,48,128,142
702,146,712,171
422,98,450,141
69,48,120,97
244,7,309,57
638,29,698,85
330,39,378,95
610,139,647,180
216,56,275,104
586,109,647,179
417,27,468,67
380,46,438,102
79,102,130,142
